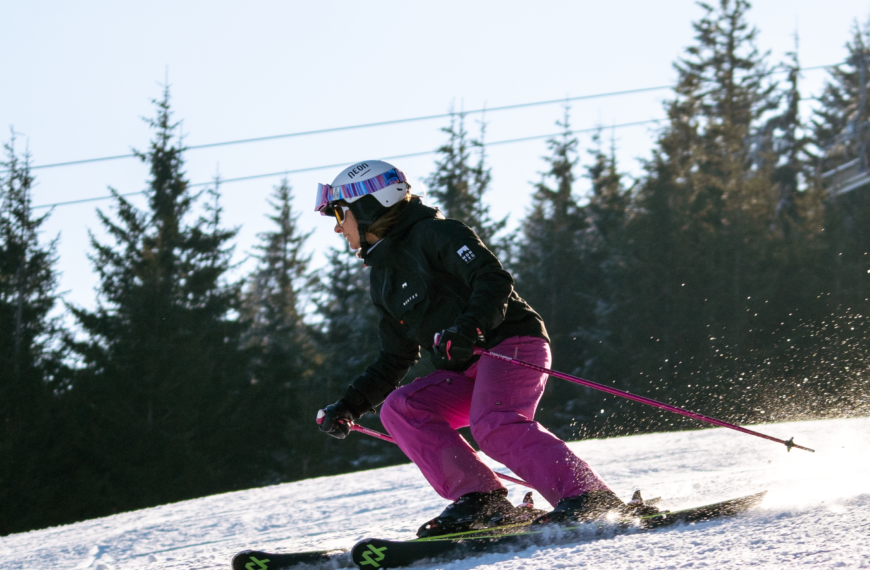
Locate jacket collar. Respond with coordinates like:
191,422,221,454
365,198,442,266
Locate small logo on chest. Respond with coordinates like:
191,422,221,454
457,245,475,263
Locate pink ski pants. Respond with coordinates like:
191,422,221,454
380,336,611,506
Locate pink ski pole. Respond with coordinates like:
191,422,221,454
316,410,533,488
473,347,814,453
347,422,533,488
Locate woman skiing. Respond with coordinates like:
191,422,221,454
315,160,640,536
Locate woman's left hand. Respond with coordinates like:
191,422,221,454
431,325,476,370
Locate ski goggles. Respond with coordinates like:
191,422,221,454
333,205,351,227
314,168,408,215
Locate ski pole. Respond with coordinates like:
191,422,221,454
348,422,533,488
316,410,534,488
473,347,815,453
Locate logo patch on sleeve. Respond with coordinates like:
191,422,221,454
457,245,475,263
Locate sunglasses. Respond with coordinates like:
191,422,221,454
334,205,351,227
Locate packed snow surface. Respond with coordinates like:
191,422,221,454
2,417,869,570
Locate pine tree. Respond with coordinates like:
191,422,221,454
813,22,870,173
512,107,589,434
813,21,870,303
515,106,586,359
576,131,631,382
0,132,63,401
315,247,380,384
682,0,780,299
428,111,507,251
468,116,508,250
428,111,473,221
763,45,808,237
67,87,251,516
594,0,788,433
585,132,630,246
239,178,321,480
751,40,828,329
313,245,409,472
0,132,67,535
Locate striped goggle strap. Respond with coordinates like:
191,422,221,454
315,168,407,213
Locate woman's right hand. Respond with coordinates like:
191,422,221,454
316,400,354,439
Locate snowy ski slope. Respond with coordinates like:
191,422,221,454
1,417,868,570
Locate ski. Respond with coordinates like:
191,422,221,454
228,491,544,569
350,491,767,569
231,548,350,570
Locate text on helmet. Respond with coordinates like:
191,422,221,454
347,162,371,179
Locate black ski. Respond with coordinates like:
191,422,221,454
231,548,350,570
350,491,767,569
228,491,543,569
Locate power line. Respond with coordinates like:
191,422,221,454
16,62,839,174
33,118,663,210
23,86,671,172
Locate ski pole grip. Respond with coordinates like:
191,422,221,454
316,409,325,425
433,332,441,346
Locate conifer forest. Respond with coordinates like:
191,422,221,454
2,1,870,536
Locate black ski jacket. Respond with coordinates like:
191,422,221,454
342,199,548,413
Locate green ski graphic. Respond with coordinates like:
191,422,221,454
245,556,270,570
359,544,388,567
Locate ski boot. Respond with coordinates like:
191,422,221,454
532,489,663,527
417,489,542,538
624,489,664,518
531,489,627,526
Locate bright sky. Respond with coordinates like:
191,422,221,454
2,1,868,314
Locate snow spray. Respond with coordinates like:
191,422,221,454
473,347,815,453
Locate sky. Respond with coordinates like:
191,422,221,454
2,1,869,314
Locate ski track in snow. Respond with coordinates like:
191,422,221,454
2,417,869,570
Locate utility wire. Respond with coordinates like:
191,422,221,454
23,87,670,172
16,62,839,174
33,119,663,210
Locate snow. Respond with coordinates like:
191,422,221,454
2,417,869,570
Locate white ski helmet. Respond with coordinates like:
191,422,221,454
315,160,411,227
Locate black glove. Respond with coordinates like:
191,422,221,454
316,400,355,439
431,325,479,370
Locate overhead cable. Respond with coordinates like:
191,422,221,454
33,119,662,210
17,62,838,173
